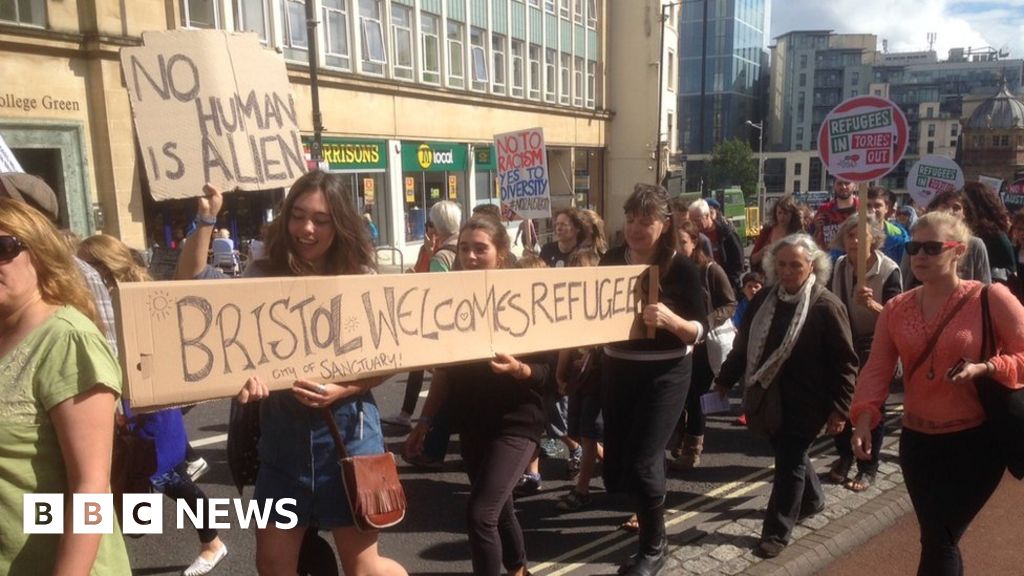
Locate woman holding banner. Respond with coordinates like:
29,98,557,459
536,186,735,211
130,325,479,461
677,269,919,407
0,198,131,575
176,173,407,576
405,214,547,576
600,184,706,576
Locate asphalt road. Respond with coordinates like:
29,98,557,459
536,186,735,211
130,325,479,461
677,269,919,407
126,373,904,576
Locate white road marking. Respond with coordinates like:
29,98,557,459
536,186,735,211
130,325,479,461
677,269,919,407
191,433,229,447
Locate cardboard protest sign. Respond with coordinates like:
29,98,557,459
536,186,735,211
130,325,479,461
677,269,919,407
906,155,964,209
0,134,23,172
818,96,908,183
1002,178,1024,211
116,265,646,410
120,31,306,200
496,128,551,220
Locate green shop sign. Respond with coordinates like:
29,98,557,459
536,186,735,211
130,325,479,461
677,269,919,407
401,141,468,172
474,145,497,171
302,137,387,171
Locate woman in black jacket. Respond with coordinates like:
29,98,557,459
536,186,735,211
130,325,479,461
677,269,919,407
670,220,737,470
405,215,546,576
714,234,858,559
601,184,707,576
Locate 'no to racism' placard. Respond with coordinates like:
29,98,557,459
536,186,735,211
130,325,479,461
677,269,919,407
120,31,306,200
496,127,551,220
906,155,964,209
818,96,909,183
116,266,647,410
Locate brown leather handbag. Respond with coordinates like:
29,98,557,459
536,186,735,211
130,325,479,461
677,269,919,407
321,409,407,532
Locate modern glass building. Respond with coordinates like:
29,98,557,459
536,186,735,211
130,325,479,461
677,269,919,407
677,0,769,155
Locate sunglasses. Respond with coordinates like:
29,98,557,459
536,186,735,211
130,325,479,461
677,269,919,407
0,236,27,261
906,240,961,256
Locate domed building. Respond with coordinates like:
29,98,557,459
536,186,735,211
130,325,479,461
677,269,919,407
960,82,1024,185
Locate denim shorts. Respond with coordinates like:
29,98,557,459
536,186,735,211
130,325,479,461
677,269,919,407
254,393,385,529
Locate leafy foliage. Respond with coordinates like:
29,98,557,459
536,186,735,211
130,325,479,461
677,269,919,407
706,139,759,198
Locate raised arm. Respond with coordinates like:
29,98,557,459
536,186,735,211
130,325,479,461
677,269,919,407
174,184,223,280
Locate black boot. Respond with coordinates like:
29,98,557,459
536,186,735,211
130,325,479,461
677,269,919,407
620,503,667,576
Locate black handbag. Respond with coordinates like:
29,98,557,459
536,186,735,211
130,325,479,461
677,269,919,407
227,399,261,494
975,286,1024,480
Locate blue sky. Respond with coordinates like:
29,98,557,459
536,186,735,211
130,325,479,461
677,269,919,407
771,0,1024,60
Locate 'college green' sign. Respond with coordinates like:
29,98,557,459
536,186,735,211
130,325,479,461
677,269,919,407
303,137,387,171
401,141,468,172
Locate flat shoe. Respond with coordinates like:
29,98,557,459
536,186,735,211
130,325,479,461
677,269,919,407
182,544,227,576
845,470,876,493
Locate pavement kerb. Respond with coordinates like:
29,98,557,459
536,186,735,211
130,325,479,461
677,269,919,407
737,483,912,576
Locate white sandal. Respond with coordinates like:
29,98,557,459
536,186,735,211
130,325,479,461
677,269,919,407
182,544,227,576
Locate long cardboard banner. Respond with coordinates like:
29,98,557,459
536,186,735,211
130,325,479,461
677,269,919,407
120,30,306,200
116,266,647,410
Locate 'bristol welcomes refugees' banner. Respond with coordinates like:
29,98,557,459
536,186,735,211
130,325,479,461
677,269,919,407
120,31,306,200
117,266,647,410
496,127,551,220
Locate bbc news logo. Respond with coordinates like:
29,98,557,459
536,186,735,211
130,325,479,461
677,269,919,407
24,494,298,534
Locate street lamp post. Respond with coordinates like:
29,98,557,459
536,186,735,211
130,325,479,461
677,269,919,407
746,119,765,214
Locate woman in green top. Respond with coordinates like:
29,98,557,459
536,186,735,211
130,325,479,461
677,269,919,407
0,198,130,575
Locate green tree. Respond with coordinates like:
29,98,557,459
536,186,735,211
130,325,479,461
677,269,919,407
706,138,758,199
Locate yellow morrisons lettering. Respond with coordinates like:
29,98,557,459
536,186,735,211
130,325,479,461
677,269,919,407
323,144,380,165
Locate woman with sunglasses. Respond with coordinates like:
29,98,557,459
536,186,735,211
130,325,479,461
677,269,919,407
0,198,131,574
852,211,1024,576
899,189,991,289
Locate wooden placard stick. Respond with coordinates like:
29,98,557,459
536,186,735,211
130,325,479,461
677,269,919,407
647,265,659,339
856,181,869,289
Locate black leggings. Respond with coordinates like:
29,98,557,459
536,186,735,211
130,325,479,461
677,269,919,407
400,370,425,415
900,425,1004,576
460,434,537,576
679,344,713,437
603,354,691,555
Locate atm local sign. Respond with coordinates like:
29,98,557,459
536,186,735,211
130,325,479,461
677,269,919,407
402,141,467,172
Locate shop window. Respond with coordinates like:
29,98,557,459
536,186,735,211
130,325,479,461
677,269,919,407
391,5,414,80
586,60,596,108
359,0,387,75
544,48,557,103
511,40,525,97
447,21,465,88
421,12,441,84
492,33,507,95
560,52,571,105
587,0,597,28
573,56,584,107
281,0,308,49
182,0,218,29
471,27,488,90
234,0,268,43
528,44,542,100
323,0,351,70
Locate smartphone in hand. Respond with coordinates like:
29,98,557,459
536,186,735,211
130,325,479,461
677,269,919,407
946,357,967,379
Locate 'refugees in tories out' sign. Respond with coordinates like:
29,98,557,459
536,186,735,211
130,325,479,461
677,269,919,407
117,266,648,410
120,31,306,200
496,127,551,220
817,96,908,183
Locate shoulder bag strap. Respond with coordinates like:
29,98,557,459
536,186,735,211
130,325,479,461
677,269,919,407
981,285,996,357
906,284,983,380
321,409,350,460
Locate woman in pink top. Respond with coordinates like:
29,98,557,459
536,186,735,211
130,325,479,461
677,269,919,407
851,211,1024,576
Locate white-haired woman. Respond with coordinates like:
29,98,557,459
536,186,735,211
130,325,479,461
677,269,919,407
825,215,902,492
715,234,858,559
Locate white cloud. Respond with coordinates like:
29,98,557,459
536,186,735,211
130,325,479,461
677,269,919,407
770,0,1024,60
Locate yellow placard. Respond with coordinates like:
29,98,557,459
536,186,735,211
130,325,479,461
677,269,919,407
363,177,375,204
448,175,458,200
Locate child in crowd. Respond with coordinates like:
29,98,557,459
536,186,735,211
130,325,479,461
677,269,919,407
556,249,605,511
732,271,764,328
